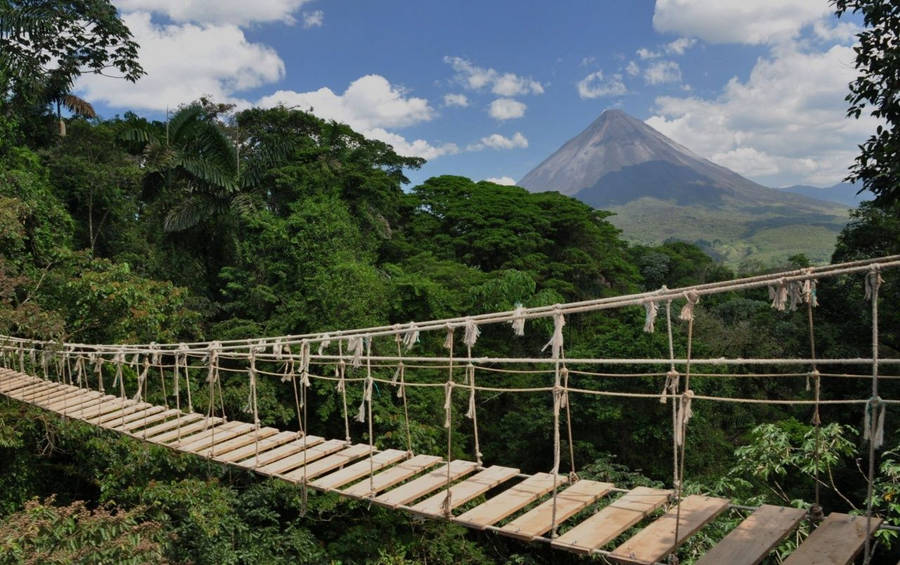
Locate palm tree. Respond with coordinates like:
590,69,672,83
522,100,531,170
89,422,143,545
121,104,242,231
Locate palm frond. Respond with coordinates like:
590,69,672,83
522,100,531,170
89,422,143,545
61,94,96,118
163,194,215,232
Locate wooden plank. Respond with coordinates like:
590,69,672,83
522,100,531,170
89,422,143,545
50,393,111,415
176,422,257,452
455,472,565,530
130,413,206,439
0,375,37,392
611,495,731,565
215,431,309,464
114,409,182,432
252,439,347,475
32,386,80,404
95,405,166,428
203,427,279,458
343,454,443,498
148,418,227,444
40,389,101,410
233,435,328,468
164,420,247,448
91,402,155,425
695,504,805,565
411,465,521,517
8,382,58,399
311,449,409,491
500,480,614,541
374,460,479,509
552,487,672,554
282,444,373,482
783,512,883,565
63,396,128,418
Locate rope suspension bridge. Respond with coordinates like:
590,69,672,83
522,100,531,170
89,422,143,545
2,255,899,564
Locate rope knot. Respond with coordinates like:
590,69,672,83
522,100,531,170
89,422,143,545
674,390,695,446
679,292,700,321
865,266,884,301
542,307,566,359
661,370,680,404
443,381,454,428
403,322,420,351
443,324,455,350
317,334,331,356
864,395,886,449
463,317,480,349
644,299,660,333
509,303,526,336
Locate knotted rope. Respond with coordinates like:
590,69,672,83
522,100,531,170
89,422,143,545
864,266,885,565
463,318,483,467
336,335,351,443
510,303,526,336
547,307,566,538
395,328,414,454
442,324,455,517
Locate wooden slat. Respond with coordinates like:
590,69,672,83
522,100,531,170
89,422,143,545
500,480,614,541
32,387,80,404
130,413,206,439
282,444,373,482
411,465,520,517
203,427,279,458
0,375,38,392
114,409,182,432
611,495,730,565
455,472,564,530
552,487,672,554
91,402,155,425
177,422,256,452
165,420,246,448
9,382,58,399
96,405,166,428
234,435,328,469
51,393,111,415
783,512,882,565
215,431,310,464
374,460,479,509
695,504,805,565
41,389,102,411
343,454,443,498
148,419,227,444
64,396,127,418
252,439,347,475
311,449,408,491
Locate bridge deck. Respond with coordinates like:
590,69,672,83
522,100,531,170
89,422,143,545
0,369,882,564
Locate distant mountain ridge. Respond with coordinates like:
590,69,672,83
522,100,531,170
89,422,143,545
518,110,849,266
779,182,867,208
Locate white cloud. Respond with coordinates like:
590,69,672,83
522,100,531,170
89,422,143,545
443,93,469,107
256,75,456,160
580,56,596,67
114,0,314,26
484,176,517,185
625,61,640,77
444,56,544,96
644,61,682,85
665,37,696,55
652,0,831,45
488,98,527,120
77,12,284,111
645,43,877,187
468,132,529,151
258,74,434,129
302,9,324,28
577,71,627,99
637,48,661,60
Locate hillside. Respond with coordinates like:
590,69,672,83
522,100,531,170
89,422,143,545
518,110,849,265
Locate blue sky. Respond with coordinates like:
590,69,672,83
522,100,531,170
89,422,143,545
78,1,871,189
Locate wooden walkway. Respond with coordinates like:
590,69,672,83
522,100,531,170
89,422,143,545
0,369,882,564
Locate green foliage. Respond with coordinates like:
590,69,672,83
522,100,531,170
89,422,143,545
0,498,166,565
835,0,900,204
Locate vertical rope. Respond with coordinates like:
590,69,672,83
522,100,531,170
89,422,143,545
366,337,375,495
336,336,351,443
864,266,884,564
442,325,455,517
803,271,824,521
463,318,483,467
671,291,699,564
248,346,261,461
546,308,565,538
395,330,413,455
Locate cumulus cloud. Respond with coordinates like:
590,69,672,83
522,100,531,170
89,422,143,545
625,61,640,77
644,61,682,85
577,71,627,99
302,10,324,28
115,0,314,26
443,93,469,107
645,43,877,186
77,12,284,111
488,98,527,120
258,74,434,129
637,48,661,60
665,37,696,55
257,75,458,160
484,176,517,185
444,56,544,96
652,0,831,45
468,132,529,151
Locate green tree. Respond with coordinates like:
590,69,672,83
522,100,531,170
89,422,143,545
835,0,900,204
